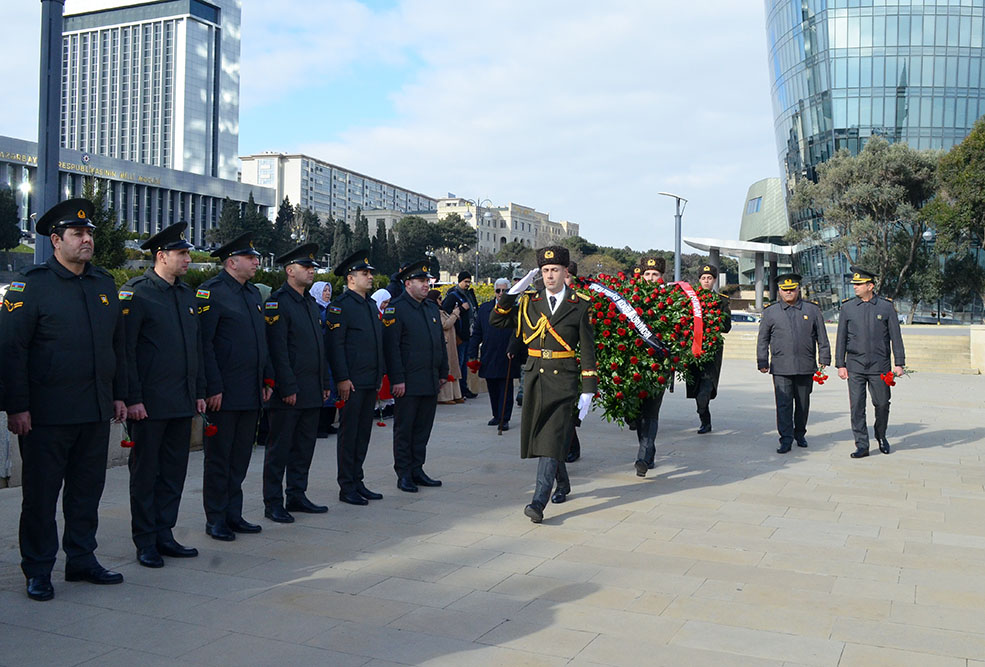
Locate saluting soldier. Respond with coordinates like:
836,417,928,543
685,264,732,433
198,232,272,541
263,243,332,522
121,223,206,568
633,255,668,476
490,246,598,523
757,273,830,454
836,266,905,458
0,199,127,601
326,250,386,506
382,260,448,492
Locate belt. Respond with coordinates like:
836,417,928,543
528,348,575,359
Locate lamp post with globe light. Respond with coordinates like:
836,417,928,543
922,229,944,325
463,198,493,280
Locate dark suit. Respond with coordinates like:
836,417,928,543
121,269,205,548
0,257,126,578
383,292,449,479
198,270,270,527
757,298,830,448
685,291,732,427
835,295,905,450
469,299,521,424
263,284,330,507
326,289,385,494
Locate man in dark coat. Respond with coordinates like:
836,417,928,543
199,232,272,541
263,243,332,522
490,246,598,523
383,260,449,492
0,199,127,601
468,278,521,430
442,271,479,398
633,255,668,476
121,223,206,568
757,273,831,454
836,266,906,458
685,264,732,433
326,250,386,506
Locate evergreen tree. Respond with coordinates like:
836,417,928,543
331,218,352,265
371,220,389,273
208,196,242,247
307,212,334,262
0,187,22,261
83,178,128,269
352,206,371,252
242,192,275,256
272,196,294,256
386,227,399,274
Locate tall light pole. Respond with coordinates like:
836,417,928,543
657,192,687,282
922,228,944,325
36,0,66,263
463,198,493,280
18,181,31,231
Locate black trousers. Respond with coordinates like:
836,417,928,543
18,422,109,578
636,391,666,465
568,427,581,459
203,409,259,526
336,388,377,494
485,378,514,424
263,408,319,506
393,394,438,478
773,374,813,447
128,417,192,548
531,457,570,509
848,373,891,449
694,378,714,426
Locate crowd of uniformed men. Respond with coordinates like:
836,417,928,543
0,198,905,602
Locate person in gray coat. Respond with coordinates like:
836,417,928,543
757,273,830,454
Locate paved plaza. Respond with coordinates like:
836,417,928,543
1,358,984,666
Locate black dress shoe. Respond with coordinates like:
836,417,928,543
878,438,891,454
412,472,442,487
286,496,329,513
228,517,262,533
137,546,165,568
157,539,198,558
397,476,419,493
850,448,870,459
516,396,522,406
565,451,578,463
551,489,569,504
487,418,499,426
206,521,236,541
65,565,124,585
339,490,369,505
797,439,808,448
500,422,509,431
776,444,792,454
463,390,478,399
697,424,712,434
26,575,54,601
523,503,543,523
265,505,296,522
634,459,648,477
356,486,383,500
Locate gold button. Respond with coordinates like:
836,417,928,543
553,370,558,374
539,368,544,374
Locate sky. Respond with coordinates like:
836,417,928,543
0,1,780,252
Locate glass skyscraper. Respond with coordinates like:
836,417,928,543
765,0,985,306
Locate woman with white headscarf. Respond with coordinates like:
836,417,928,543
371,289,394,416
310,280,337,436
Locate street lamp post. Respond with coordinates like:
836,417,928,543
922,229,944,325
463,198,493,280
18,181,31,231
657,192,687,282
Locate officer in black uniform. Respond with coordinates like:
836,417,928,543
633,255,668,476
835,266,905,458
121,223,206,567
757,273,830,454
383,260,448,492
685,264,732,433
263,243,332,522
0,199,127,601
326,249,386,506
198,233,272,541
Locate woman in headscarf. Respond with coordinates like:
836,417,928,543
371,289,394,417
310,280,338,436
430,289,463,405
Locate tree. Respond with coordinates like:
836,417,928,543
394,215,438,263
241,192,275,256
0,187,22,267
207,197,243,246
936,116,985,251
331,218,352,266
434,213,476,253
370,220,390,274
386,227,399,273
83,178,128,269
302,209,332,259
791,136,939,298
495,241,535,267
581,253,624,277
272,196,294,256
352,207,371,253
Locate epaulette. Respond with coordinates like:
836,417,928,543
763,301,775,308
91,265,113,278
842,297,855,303
810,299,819,306
577,292,591,301
883,296,893,302
524,287,538,295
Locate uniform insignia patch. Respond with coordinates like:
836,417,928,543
118,290,133,300
383,307,395,315
256,304,261,312
122,308,130,315
198,305,210,315
265,301,278,310
383,318,395,327
328,305,342,314
99,294,109,306
196,289,210,299
877,314,882,320
9,281,24,292
432,317,437,323
327,322,340,330
265,315,279,325
188,307,194,315
4,299,23,312
803,314,808,319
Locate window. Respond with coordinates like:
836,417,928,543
746,197,763,214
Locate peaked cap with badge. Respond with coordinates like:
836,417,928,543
333,249,374,277
141,222,194,254
638,256,666,273
536,245,569,268
698,263,719,279
211,232,261,261
396,259,435,282
276,243,320,268
776,273,802,290
34,198,96,236
849,265,876,284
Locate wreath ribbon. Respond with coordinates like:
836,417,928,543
672,281,704,357
585,282,668,356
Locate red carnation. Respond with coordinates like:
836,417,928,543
615,391,624,399
613,375,622,384
647,309,654,316
617,344,626,351
658,376,667,385
630,356,639,364
638,390,648,399
603,318,612,325
618,314,626,322
335,400,346,409
660,315,668,323
597,343,604,350
263,378,275,388
617,327,626,336
377,421,387,427
634,339,644,347
650,363,659,371
446,374,455,382
610,362,619,370
120,439,135,448
647,348,655,357
602,330,611,338
204,424,218,437
632,372,642,382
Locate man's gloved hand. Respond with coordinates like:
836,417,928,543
577,392,593,420
508,268,540,295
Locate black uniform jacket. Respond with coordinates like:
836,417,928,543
756,298,831,375
198,270,271,411
835,295,905,374
0,257,126,425
325,289,385,391
265,284,330,409
382,291,449,396
121,269,205,419
468,299,521,380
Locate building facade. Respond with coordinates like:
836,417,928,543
240,152,437,225
61,0,242,180
737,177,792,284
765,0,985,304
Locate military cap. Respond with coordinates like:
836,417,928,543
849,265,876,284
776,272,802,290
333,248,374,277
698,263,719,279
35,198,96,236
396,259,435,281
638,255,666,273
211,232,261,261
536,245,569,268
277,243,321,268
141,222,194,253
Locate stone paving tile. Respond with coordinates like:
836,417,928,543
0,588,106,632
830,616,985,660
168,597,343,644
305,620,487,664
75,647,201,666
475,621,597,658
446,589,535,617
359,575,472,608
58,609,229,658
180,632,367,666
837,643,966,667
387,605,508,642
670,619,845,666
250,583,418,625
662,595,835,639
889,600,985,635
575,633,790,667
0,623,115,666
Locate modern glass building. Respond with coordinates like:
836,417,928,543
765,0,985,307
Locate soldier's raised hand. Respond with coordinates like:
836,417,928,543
509,268,540,295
